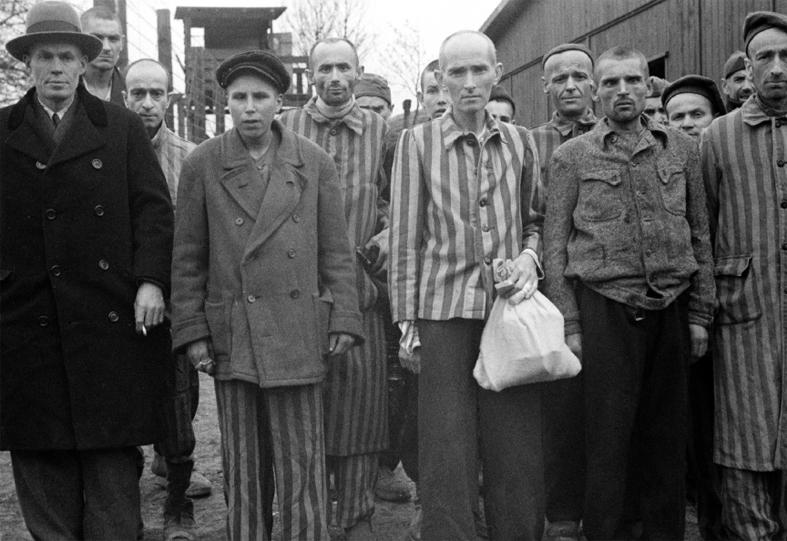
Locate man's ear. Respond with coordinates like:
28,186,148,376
542,75,549,95
494,62,503,84
745,56,753,80
435,69,443,86
121,89,128,107
357,64,365,77
305,68,314,85
416,91,423,106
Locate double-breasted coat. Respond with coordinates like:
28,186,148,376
0,86,174,451
170,121,363,386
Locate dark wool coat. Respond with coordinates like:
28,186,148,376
0,86,174,450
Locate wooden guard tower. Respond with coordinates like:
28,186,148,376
174,6,311,141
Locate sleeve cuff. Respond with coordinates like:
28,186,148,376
520,248,544,279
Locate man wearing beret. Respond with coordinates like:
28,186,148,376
644,75,669,125
664,75,726,139
171,49,363,540
0,2,174,538
279,37,389,536
486,84,516,123
701,11,787,537
355,72,394,120
720,51,754,112
531,41,597,541
544,45,714,539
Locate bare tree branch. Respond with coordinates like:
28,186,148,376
0,0,32,106
283,0,372,63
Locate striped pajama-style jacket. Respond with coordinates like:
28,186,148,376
701,96,787,471
531,110,597,187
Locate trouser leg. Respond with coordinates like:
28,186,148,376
721,467,782,540
400,370,419,484
11,450,83,540
542,372,585,523
266,384,328,541
80,447,140,540
479,383,545,541
418,318,481,541
327,453,378,529
215,379,275,541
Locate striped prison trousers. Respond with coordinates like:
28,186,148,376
720,467,784,539
214,379,328,541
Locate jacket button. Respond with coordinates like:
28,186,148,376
330,128,338,136
91,158,103,169
35,161,46,170
292,214,300,222
290,289,300,299
107,311,119,322
50,264,62,277
235,217,244,226
484,256,492,265
287,248,296,258
479,198,488,207
779,160,786,167
247,294,256,303
782,201,787,209
94,205,105,216
38,315,49,327
45,208,57,220
98,259,110,271
481,224,490,232
783,243,787,250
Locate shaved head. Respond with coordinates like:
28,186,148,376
438,30,497,68
125,58,169,88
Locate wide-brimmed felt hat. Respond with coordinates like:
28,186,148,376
216,50,291,93
6,1,102,62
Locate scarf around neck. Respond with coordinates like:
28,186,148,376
315,96,356,119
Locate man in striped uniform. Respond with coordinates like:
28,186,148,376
701,11,787,537
390,30,545,540
279,38,389,536
531,42,596,541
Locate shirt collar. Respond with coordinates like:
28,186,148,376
37,95,75,119
302,96,365,135
741,94,787,126
440,107,506,150
150,121,169,149
548,109,597,136
594,114,668,149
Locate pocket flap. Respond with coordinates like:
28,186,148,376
582,169,621,186
714,255,752,277
658,165,684,184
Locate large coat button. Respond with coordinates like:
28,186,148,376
235,217,244,226
50,265,62,277
38,315,49,327
35,161,46,170
45,208,57,220
91,158,103,169
287,249,296,258
290,289,300,299
94,205,105,216
107,311,119,322
98,259,110,271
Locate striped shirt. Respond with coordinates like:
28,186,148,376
701,96,787,470
531,110,597,186
389,110,544,323
151,122,196,209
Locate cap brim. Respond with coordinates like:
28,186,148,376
6,32,103,62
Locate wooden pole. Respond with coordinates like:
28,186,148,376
157,9,174,128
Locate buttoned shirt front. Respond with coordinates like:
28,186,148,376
389,110,544,323
531,109,597,186
150,122,196,209
544,115,715,335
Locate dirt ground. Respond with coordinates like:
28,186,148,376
0,372,700,540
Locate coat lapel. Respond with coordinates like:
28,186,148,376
242,122,306,260
48,99,105,167
219,130,263,219
5,104,53,165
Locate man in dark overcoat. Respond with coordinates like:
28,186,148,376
0,2,174,539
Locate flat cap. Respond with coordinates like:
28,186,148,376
355,73,392,105
647,76,669,98
489,85,516,115
216,50,290,93
542,43,594,69
743,11,787,53
723,51,746,79
662,74,726,117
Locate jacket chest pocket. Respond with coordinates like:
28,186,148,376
578,169,623,222
658,164,687,216
714,255,762,325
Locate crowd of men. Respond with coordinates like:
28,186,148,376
3,1,787,540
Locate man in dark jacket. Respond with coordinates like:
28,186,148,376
0,2,174,539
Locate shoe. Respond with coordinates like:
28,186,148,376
185,470,212,499
163,501,198,541
545,520,582,541
151,452,167,478
374,465,411,502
